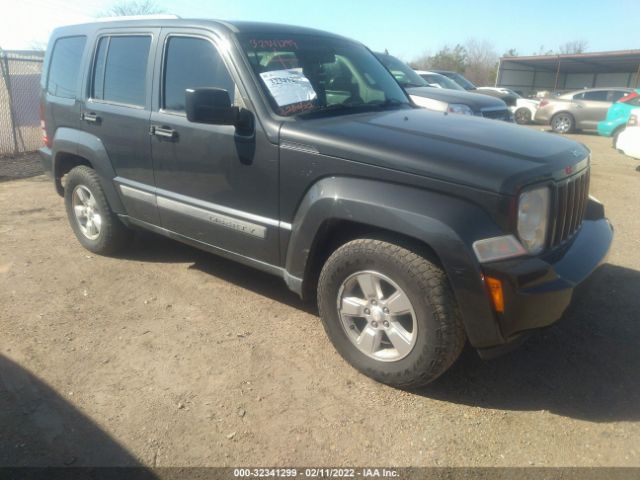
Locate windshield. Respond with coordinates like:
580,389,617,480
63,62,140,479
239,34,410,117
445,72,477,90
375,53,428,89
420,73,465,91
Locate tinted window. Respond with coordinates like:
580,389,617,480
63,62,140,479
582,90,608,101
163,36,235,112
608,90,628,103
93,36,151,106
47,36,86,98
628,96,640,107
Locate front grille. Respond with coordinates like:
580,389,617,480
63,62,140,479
481,108,511,121
550,167,590,247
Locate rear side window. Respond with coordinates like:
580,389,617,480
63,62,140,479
162,36,235,112
582,90,608,102
47,36,86,98
92,35,151,106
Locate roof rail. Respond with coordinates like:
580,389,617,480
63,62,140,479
93,14,180,22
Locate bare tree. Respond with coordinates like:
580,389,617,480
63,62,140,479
464,39,498,86
558,40,588,55
99,0,166,17
503,48,518,57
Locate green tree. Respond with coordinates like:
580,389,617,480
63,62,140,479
429,44,468,72
503,48,519,57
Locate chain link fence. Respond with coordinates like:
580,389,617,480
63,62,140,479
0,49,44,157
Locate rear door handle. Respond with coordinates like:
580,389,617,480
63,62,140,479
81,112,100,123
150,125,178,140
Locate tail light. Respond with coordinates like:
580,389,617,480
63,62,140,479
39,101,51,148
629,113,638,127
539,99,549,108
619,91,639,104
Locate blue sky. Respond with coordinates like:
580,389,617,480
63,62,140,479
1,0,637,60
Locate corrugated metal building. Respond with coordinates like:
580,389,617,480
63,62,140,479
495,49,640,96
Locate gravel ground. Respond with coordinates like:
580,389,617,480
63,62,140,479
0,130,639,468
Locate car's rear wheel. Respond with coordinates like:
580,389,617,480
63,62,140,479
64,165,132,254
514,107,532,125
317,239,465,388
551,112,575,134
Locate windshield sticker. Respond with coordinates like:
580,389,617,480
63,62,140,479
249,39,298,49
259,69,317,108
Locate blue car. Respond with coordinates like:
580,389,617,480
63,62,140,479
597,89,640,145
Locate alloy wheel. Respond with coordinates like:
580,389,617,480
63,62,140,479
337,270,418,362
72,185,102,240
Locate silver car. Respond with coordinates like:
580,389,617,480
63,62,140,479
535,88,631,133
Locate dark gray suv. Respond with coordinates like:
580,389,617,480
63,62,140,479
39,19,613,388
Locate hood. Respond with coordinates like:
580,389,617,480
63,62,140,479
280,107,589,194
516,98,540,108
406,87,507,111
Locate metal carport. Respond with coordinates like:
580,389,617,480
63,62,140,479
495,50,640,96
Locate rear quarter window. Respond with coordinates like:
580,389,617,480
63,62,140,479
46,36,87,98
91,35,151,107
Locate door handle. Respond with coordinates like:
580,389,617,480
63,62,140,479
81,112,100,123
150,125,177,140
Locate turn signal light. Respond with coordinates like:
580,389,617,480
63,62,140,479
484,276,505,313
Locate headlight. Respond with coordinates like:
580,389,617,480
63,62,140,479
447,103,474,115
517,186,550,254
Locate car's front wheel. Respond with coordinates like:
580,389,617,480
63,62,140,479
64,165,132,254
317,239,465,388
514,107,532,125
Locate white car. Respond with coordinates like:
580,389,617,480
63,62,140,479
477,87,540,125
414,70,465,91
616,108,640,160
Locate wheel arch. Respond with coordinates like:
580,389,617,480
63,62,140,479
51,127,126,214
284,176,506,348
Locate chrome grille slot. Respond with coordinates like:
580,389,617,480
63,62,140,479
551,167,590,248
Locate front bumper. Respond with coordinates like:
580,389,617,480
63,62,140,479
533,108,552,125
479,203,613,347
597,120,621,137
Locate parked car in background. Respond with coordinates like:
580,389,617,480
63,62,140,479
432,70,519,106
376,54,512,121
535,88,632,133
597,90,640,145
615,109,640,160
414,70,465,90
478,87,540,125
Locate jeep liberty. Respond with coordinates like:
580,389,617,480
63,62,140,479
39,19,613,387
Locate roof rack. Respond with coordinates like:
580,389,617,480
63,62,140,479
93,14,180,22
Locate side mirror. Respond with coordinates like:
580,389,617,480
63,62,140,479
185,88,239,125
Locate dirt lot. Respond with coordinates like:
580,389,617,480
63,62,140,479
1,131,639,468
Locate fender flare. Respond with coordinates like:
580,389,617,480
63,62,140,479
285,176,506,348
52,128,126,214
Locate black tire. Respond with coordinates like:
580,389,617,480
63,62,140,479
514,107,532,125
317,239,465,388
64,165,132,254
612,127,623,150
551,112,575,134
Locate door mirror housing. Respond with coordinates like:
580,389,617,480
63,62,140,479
185,88,239,126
